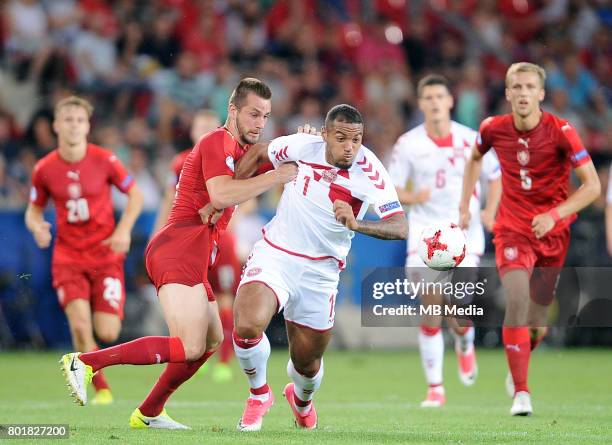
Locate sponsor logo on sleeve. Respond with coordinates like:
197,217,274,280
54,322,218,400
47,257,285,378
29,187,37,202
378,201,401,214
570,149,588,164
226,156,235,172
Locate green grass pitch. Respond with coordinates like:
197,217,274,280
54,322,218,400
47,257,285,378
1,348,611,444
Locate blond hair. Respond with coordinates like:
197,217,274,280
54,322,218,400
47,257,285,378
505,62,546,88
54,96,94,119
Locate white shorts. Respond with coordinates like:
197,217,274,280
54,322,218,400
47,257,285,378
239,239,341,331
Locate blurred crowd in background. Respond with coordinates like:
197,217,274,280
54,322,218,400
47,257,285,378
0,0,610,257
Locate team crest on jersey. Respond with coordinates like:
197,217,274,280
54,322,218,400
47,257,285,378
246,267,261,277
322,169,338,183
504,247,518,261
517,150,530,166
225,156,235,172
68,183,82,199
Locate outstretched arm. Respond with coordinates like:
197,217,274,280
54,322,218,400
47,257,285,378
234,142,272,179
333,200,407,240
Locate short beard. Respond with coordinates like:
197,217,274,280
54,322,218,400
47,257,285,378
236,118,258,145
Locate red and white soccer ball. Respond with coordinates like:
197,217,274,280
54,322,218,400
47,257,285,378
418,223,467,271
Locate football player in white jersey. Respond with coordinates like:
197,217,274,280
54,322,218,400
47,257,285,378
229,104,407,431
388,74,501,407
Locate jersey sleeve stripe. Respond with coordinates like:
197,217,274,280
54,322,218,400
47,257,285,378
381,210,404,219
119,175,134,191
570,149,590,166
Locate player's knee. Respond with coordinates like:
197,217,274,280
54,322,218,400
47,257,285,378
234,316,266,339
95,326,120,344
70,318,93,344
183,341,207,362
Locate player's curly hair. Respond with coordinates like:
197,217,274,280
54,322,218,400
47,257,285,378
229,78,272,109
325,104,363,127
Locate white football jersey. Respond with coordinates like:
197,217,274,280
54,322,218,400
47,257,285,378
387,121,500,256
264,133,402,264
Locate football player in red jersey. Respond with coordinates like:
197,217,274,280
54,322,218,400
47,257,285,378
153,109,241,383
25,96,144,405
459,63,600,416
59,79,298,430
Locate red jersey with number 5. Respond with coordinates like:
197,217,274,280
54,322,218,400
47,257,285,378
30,144,135,265
476,111,591,235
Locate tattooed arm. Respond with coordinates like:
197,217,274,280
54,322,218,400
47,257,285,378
333,200,407,240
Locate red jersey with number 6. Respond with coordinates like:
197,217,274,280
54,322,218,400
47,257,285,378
30,144,135,265
476,111,591,235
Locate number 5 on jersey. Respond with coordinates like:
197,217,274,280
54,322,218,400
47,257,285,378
66,198,90,223
519,168,532,190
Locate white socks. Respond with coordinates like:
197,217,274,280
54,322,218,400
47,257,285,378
287,359,324,414
233,332,271,400
419,327,444,386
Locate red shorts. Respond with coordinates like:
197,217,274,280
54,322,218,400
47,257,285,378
145,220,216,301
52,261,125,318
209,231,241,296
493,228,570,305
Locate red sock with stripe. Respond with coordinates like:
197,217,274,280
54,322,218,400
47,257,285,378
79,336,185,372
502,327,531,394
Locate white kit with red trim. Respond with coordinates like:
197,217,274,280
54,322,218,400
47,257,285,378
388,121,500,262
237,133,402,330
265,133,402,265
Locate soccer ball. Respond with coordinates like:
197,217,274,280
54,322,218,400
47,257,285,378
418,223,467,271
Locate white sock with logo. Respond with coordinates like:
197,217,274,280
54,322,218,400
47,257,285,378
233,332,271,401
419,326,444,386
287,359,323,414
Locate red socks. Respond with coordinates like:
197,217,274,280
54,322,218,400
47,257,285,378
89,347,110,391
250,383,270,397
139,350,216,417
79,336,185,372
502,327,531,394
219,307,234,363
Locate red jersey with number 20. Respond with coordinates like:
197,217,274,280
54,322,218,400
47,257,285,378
30,144,134,265
476,111,591,235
